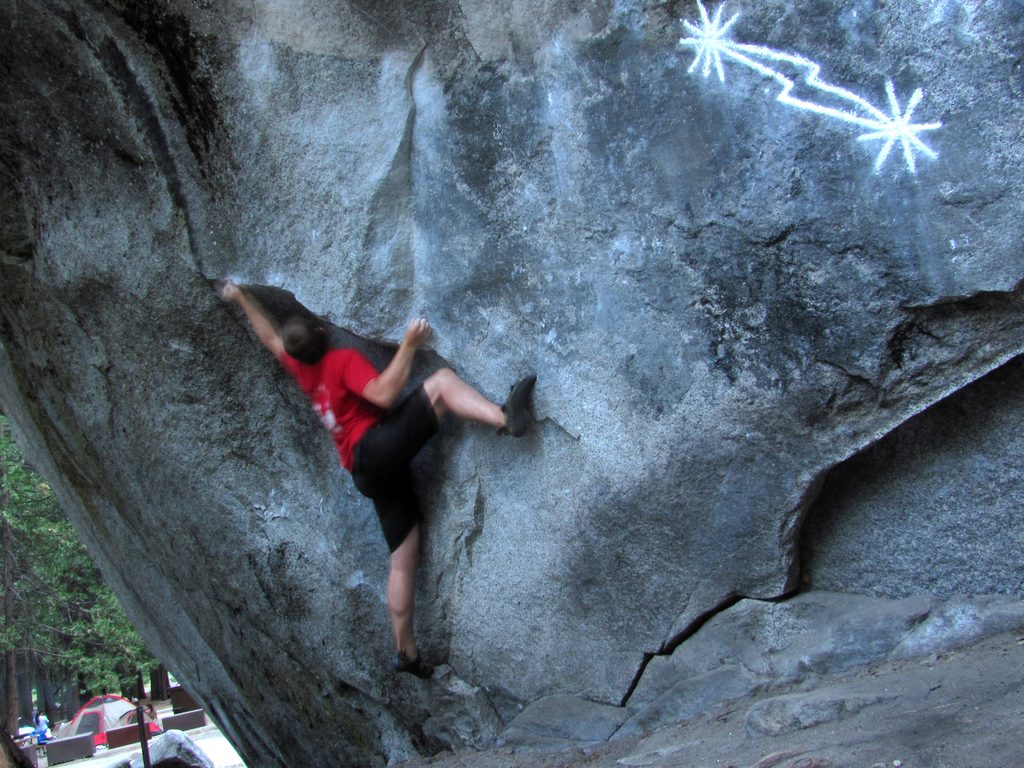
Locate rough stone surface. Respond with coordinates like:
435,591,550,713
804,354,1024,598
613,664,758,741
139,730,216,768
617,591,1024,739
108,730,213,768
1,1,1023,766
401,628,1024,768
497,695,629,751
745,690,887,737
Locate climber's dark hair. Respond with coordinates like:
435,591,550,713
282,315,328,365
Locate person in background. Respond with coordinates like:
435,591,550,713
144,703,160,731
34,711,51,743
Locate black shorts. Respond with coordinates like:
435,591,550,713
351,386,439,553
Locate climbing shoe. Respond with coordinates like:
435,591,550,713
394,651,434,679
499,373,537,437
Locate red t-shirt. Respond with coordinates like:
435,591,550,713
278,348,381,472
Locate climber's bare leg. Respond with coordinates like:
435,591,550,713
422,368,505,428
388,524,420,659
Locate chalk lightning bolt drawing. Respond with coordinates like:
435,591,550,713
678,1,942,174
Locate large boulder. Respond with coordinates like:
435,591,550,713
1,1,1022,766
616,591,1024,740
110,730,214,768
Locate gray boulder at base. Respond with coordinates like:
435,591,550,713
497,694,629,752
141,731,215,768
1,1,1023,766
108,730,213,768
744,690,888,738
614,591,1024,741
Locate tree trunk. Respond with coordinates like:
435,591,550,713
77,671,89,707
37,662,55,723
135,669,147,701
149,665,169,701
15,656,31,726
64,667,80,719
2,517,19,735
0,725,35,768
116,662,133,700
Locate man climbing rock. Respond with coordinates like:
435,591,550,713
220,280,536,678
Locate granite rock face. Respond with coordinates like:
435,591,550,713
1,1,1023,766
804,355,1024,599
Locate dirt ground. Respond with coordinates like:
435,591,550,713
401,630,1024,768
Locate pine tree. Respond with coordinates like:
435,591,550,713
0,414,160,729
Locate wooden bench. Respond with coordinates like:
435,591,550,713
161,708,206,731
45,733,95,765
19,744,39,767
105,723,143,748
168,686,200,714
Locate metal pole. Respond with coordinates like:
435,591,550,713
135,705,152,768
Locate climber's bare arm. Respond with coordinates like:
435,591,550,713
221,280,285,358
361,318,431,409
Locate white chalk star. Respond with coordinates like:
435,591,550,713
857,80,942,174
677,2,943,175
681,0,740,83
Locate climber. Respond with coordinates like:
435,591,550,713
219,280,536,679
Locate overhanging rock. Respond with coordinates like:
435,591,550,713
1,1,1022,766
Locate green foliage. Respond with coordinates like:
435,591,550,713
0,414,158,695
